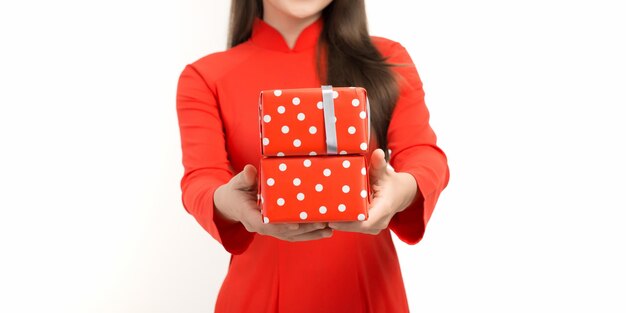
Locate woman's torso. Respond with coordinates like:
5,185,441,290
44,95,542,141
193,18,411,312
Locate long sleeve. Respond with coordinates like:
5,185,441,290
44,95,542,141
385,43,450,245
175,64,254,255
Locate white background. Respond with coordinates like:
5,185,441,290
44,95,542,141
1,0,625,312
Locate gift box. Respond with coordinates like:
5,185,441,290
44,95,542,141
257,85,371,223
259,86,370,157
259,155,370,223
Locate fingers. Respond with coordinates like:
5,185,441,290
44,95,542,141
259,221,331,240
282,228,333,242
232,164,258,191
277,222,328,238
240,205,295,233
239,205,332,241
369,149,389,184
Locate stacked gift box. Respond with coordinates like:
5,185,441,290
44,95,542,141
258,86,371,223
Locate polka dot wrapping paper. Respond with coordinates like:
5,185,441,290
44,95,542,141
259,155,370,223
259,87,370,156
258,86,371,223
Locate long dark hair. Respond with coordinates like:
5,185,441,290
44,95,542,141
228,0,402,159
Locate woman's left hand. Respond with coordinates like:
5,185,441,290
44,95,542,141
328,149,419,235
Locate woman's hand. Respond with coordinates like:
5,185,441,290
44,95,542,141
214,164,333,242
328,149,418,235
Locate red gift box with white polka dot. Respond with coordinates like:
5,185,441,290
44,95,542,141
259,87,370,157
257,86,371,223
259,155,370,223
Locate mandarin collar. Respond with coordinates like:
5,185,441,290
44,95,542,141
250,16,323,53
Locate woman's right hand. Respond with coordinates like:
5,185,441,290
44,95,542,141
213,164,333,242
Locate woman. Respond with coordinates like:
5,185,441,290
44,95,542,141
176,0,449,311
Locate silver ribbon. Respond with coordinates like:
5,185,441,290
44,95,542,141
321,85,338,154
366,95,371,148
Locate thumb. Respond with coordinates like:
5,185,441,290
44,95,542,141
232,164,258,191
369,149,388,182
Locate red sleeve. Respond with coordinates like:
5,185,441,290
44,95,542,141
175,64,254,255
385,43,450,245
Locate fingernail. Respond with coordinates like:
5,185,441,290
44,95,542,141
323,230,333,237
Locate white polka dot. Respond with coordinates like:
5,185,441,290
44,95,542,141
263,138,269,146
317,101,323,109
319,206,327,214
293,139,301,147
315,184,323,192
292,97,300,105
277,106,286,114
361,167,366,175
266,178,275,186
309,151,317,156
263,115,271,123
348,126,356,134
339,150,347,155
293,178,301,186
303,159,312,167
333,90,339,99
300,211,308,220
274,90,282,96
360,142,368,151
297,113,306,121
360,190,367,198
277,152,285,157
281,125,290,134
279,163,287,171
342,160,351,168
338,204,346,212
297,193,305,201
277,198,285,206
323,168,331,176
352,98,360,107
342,185,350,193
263,216,270,224
359,111,366,119
309,126,317,134
357,214,366,221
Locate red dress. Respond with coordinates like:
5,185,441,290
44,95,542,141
176,16,449,313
